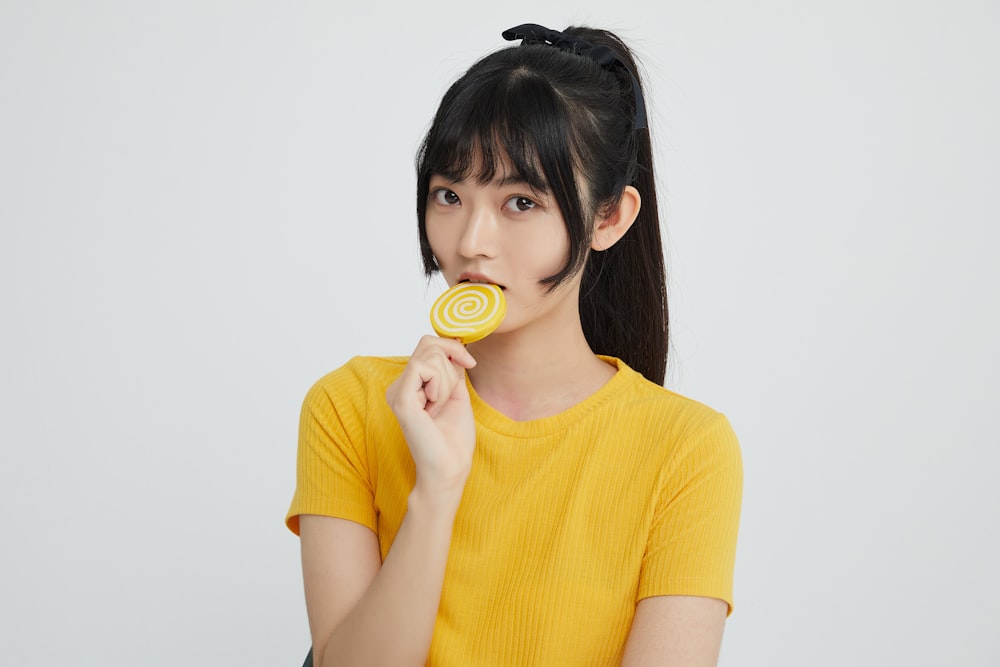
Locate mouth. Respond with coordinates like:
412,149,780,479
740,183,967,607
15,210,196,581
459,274,505,290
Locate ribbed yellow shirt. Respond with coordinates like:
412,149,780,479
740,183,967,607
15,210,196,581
287,356,742,665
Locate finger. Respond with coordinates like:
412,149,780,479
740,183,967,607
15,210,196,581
421,353,458,417
418,334,476,370
440,340,477,369
421,367,440,406
395,336,469,417
391,355,442,413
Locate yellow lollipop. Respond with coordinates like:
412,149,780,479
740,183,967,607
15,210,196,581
430,282,506,344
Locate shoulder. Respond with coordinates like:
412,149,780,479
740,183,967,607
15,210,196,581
611,358,738,446
600,359,742,484
299,356,410,419
306,356,409,396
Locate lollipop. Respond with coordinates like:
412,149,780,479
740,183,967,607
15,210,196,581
430,282,506,344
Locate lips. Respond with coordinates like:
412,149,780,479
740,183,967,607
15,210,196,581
458,273,505,289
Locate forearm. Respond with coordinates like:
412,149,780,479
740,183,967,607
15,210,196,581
318,486,462,667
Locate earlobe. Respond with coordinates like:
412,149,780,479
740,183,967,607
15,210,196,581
591,186,642,251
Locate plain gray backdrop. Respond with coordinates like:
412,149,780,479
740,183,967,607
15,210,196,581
2,1,997,665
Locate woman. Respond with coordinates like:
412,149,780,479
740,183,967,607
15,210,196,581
287,23,743,666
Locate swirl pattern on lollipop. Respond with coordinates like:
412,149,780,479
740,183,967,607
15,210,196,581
430,282,506,344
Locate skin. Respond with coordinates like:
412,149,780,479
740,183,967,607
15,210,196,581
299,163,728,666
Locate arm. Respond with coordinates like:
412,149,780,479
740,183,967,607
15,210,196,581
301,337,477,667
620,595,728,666
624,414,742,665
301,486,463,667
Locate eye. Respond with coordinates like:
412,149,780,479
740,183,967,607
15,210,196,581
503,196,536,213
431,188,461,206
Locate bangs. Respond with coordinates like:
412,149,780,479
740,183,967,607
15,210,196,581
420,68,576,196
416,47,592,287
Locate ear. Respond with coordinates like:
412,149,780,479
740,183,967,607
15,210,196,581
591,186,641,251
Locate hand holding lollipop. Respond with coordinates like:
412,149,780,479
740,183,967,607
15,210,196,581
384,281,503,494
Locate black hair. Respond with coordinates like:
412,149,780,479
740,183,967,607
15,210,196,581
416,27,669,385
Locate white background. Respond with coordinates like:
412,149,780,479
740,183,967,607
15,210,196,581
2,1,997,665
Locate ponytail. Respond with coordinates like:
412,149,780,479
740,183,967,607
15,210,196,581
580,130,668,385
567,27,668,385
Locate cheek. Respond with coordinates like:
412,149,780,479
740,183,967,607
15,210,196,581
515,227,571,276
520,247,566,278
425,221,451,267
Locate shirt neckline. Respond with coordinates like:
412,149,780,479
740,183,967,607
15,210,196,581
466,355,635,439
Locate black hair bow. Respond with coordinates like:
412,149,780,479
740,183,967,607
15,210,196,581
501,23,617,66
501,23,647,130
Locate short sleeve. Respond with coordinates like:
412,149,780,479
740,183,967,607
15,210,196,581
637,412,743,614
285,359,378,535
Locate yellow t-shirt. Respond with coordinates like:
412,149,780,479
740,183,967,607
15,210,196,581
287,356,742,665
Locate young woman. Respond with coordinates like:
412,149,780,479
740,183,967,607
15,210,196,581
286,24,743,667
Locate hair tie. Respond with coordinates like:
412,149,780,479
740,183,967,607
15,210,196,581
501,23,647,130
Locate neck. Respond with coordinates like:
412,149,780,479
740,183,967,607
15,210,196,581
466,317,616,422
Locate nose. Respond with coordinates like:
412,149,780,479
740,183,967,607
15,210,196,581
457,205,498,259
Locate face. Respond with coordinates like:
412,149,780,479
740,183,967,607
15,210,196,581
425,162,585,338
